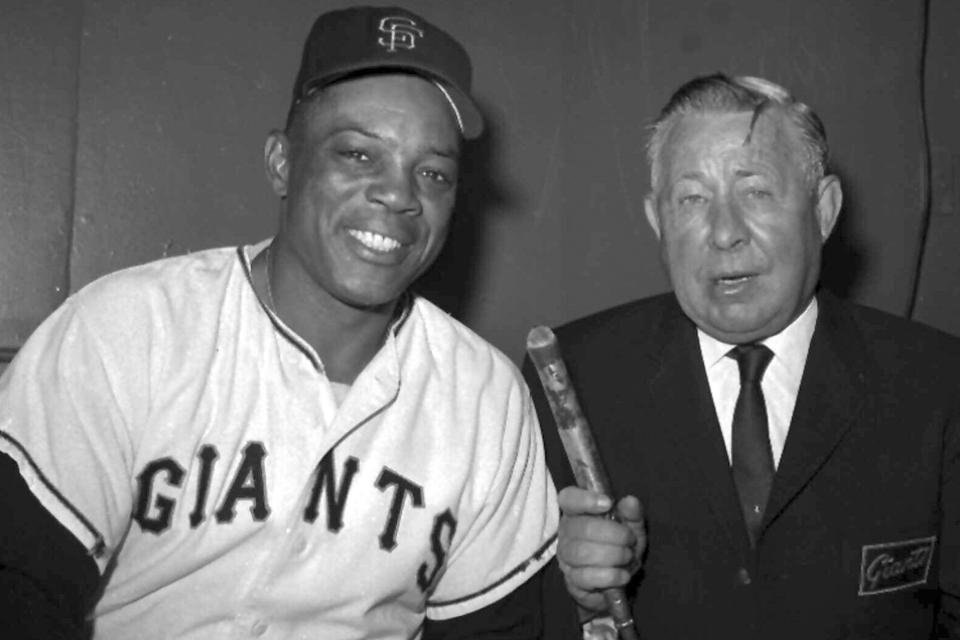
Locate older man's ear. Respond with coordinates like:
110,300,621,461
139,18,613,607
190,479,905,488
815,174,843,242
644,194,662,241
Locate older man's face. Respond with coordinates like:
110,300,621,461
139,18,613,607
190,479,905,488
644,108,841,343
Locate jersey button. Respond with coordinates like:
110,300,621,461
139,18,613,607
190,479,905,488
251,620,268,636
293,536,308,555
736,568,752,586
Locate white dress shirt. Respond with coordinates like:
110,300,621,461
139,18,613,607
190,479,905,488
698,298,819,469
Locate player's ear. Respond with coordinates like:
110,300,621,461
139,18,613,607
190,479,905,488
644,193,662,240
265,130,291,198
815,174,843,242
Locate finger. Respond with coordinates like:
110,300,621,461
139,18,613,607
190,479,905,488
615,495,646,546
557,537,636,569
560,514,637,548
566,588,610,616
613,496,647,573
567,587,610,615
615,495,643,524
560,564,634,592
558,486,612,516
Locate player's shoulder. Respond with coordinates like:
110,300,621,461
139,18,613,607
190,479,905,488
6,246,250,389
76,246,241,302
68,246,244,320
26,246,248,357
403,295,522,384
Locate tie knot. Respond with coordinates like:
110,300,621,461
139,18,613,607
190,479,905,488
728,343,773,385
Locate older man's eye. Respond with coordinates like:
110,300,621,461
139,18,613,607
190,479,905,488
678,194,707,206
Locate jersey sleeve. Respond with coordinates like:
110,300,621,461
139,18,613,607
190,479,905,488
421,567,543,639
0,294,147,572
0,451,101,635
425,370,559,620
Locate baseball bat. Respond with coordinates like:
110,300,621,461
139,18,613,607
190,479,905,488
526,326,638,640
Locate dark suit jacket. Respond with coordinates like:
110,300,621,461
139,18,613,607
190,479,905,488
526,291,960,639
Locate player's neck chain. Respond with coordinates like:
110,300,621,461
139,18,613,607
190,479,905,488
264,245,278,313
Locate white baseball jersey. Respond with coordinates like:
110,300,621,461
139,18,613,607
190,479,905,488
0,243,558,639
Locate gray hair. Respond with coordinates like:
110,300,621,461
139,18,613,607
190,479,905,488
647,73,829,192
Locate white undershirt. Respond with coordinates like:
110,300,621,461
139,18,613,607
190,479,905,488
697,298,818,469
330,381,351,406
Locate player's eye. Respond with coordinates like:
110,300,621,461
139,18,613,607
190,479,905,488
339,149,371,163
420,168,454,186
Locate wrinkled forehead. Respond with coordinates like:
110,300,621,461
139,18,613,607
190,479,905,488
663,108,803,172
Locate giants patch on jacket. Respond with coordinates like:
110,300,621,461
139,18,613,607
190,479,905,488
858,535,936,595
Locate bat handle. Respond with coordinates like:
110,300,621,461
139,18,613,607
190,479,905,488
590,511,637,640
604,590,638,639
526,326,639,639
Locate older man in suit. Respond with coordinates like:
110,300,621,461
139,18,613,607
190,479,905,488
527,73,960,639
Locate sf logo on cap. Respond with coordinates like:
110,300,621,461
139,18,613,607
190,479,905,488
378,17,424,52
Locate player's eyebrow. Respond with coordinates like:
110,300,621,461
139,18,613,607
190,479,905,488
430,146,459,160
329,124,459,160
329,124,381,140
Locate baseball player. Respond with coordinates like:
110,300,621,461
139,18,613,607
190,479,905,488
0,6,558,639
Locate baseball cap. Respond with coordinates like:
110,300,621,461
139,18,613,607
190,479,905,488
291,5,483,139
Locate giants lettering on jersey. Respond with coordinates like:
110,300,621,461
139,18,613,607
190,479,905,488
132,442,457,593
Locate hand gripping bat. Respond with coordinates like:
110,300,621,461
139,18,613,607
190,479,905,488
526,326,638,640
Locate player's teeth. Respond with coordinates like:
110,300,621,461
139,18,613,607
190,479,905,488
350,230,401,252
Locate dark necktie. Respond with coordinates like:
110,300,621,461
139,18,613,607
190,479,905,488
728,343,774,547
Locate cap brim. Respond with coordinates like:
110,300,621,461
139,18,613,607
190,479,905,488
301,61,484,139
437,82,483,140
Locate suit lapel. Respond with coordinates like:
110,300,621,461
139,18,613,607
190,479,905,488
646,300,751,554
763,292,870,530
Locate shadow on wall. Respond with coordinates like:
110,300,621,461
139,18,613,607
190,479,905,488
820,163,870,302
417,121,877,323
414,95,511,321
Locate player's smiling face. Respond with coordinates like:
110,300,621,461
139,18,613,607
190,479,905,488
271,73,460,310
644,108,841,343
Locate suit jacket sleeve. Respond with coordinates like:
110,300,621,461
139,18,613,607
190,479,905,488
938,405,960,637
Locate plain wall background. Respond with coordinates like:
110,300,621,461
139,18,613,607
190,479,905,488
1,0,958,366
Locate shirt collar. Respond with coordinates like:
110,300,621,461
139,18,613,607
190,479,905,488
698,296,819,375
